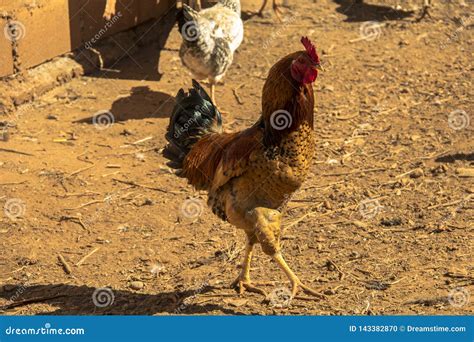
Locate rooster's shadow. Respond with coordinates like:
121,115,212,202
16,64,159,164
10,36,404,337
0,283,243,315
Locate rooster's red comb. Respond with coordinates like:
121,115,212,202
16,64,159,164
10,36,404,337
301,36,320,64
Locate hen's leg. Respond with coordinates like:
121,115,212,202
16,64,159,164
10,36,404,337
210,83,216,104
272,0,283,22
258,0,283,21
417,0,432,22
257,0,268,17
250,207,326,300
194,0,202,11
231,237,267,296
209,83,229,114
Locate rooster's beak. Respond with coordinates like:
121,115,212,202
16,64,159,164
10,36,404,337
315,64,324,72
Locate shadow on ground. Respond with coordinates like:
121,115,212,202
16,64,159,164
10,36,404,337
74,86,175,124
435,152,474,163
68,0,176,82
0,283,243,315
333,0,414,22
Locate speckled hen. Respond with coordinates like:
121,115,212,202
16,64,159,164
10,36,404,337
177,0,243,106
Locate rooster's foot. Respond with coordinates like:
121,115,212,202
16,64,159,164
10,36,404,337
231,277,268,296
289,280,327,300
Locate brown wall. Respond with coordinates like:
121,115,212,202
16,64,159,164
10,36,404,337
0,0,175,78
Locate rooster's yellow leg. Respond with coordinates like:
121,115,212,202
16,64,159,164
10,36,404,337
272,253,326,299
250,207,325,300
231,239,267,296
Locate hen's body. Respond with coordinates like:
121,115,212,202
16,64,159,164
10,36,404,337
164,44,323,299
178,0,243,103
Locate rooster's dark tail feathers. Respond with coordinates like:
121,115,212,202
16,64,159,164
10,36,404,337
163,80,222,172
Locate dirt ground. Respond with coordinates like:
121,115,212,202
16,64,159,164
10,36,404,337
0,0,473,315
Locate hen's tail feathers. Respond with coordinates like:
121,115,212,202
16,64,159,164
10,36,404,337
163,80,222,174
177,4,199,39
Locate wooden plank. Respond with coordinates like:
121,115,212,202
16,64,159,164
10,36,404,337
15,0,72,70
81,0,139,43
0,17,14,77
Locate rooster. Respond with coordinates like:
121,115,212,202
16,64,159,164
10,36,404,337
164,37,323,298
177,0,244,107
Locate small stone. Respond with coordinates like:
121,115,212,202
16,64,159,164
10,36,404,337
324,288,337,295
323,200,332,209
143,198,154,206
130,281,144,290
121,129,133,136
117,224,128,232
456,168,474,178
353,220,368,229
135,153,145,162
410,168,424,178
380,217,403,226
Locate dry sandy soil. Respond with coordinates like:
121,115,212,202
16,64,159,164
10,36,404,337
0,0,473,315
